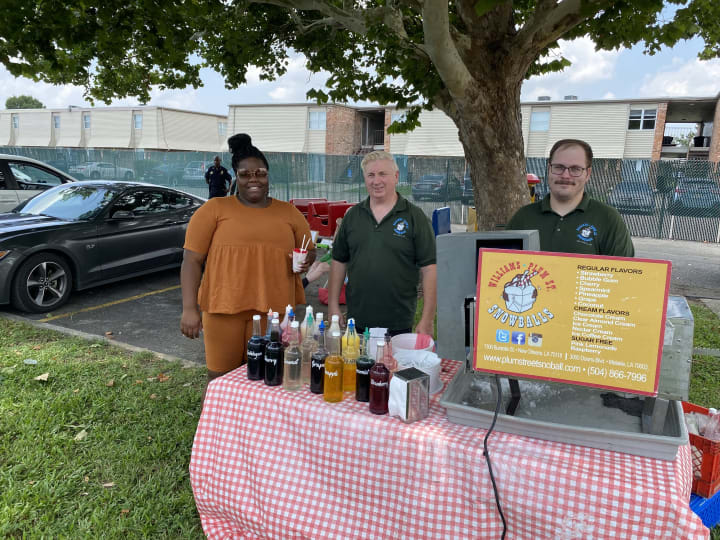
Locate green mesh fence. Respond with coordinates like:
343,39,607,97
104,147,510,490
3,146,719,243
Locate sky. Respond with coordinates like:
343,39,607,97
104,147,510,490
1,36,719,116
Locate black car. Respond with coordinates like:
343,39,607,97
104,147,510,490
608,180,656,214
411,174,462,201
0,181,205,313
141,163,187,185
670,177,720,217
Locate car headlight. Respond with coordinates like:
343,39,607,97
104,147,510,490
0,250,10,260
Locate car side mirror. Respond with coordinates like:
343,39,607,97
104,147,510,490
109,210,135,220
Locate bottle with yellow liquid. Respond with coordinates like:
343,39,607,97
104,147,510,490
323,327,344,402
342,318,359,392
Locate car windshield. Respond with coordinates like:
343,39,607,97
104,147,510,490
15,184,118,221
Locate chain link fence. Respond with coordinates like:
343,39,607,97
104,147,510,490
3,146,719,243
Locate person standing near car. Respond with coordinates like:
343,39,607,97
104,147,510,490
327,151,437,337
507,139,634,257
204,155,232,199
181,134,316,395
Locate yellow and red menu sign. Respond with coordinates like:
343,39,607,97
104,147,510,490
474,249,671,395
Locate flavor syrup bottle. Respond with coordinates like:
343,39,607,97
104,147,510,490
342,318,359,392
383,332,398,372
283,321,302,391
310,322,328,394
355,330,374,402
300,305,314,341
369,342,390,414
323,327,344,402
264,318,284,386
300,312,315,385
246,314,265,381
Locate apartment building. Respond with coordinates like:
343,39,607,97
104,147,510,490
0,106,228,152
229,95,720,162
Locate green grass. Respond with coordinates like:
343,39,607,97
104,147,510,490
691,302,720,350
2,302,719,538
0,318,205,538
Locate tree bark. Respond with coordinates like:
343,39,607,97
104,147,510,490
448,76,529,231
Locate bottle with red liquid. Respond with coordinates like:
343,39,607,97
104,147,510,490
264,318,284,386
369,341,390,414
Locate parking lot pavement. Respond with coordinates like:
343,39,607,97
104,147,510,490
2,267,327,367
5,269,206,364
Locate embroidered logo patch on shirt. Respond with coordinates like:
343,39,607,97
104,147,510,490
393,218,409,236
576,224,597,243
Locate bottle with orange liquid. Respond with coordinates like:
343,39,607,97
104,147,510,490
323,326,344,402
341,318,359,392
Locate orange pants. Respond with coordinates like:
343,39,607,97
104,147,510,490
202,310,264,373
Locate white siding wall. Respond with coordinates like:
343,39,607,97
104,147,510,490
388,109,409,154
623,102,657,158
55,111,83,147
623,131,654,158
160,110,221,151
546,103,628,158
401,109,463,156
525,106,551,157
134,109,159,149
0,112,11,145
15,110,52,146
87,110,132,148
521,105,531,154
230,106,308,152
305,106,326,153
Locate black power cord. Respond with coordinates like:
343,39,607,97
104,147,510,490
483,375,507,539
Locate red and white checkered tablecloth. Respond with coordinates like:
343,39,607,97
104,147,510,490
190,359,709,539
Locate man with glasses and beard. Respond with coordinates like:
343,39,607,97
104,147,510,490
507,139,634,257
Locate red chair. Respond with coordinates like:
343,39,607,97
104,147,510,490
290,198,327,220
308,200,349,237
327,202,355,237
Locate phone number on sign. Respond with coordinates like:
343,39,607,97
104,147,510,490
588,366,648,383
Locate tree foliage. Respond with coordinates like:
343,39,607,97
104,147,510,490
5,95,45,109
1,1,719,225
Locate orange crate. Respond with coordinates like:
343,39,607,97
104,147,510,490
682,402,720,498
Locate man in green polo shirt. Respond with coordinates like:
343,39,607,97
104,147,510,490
327,151,437,336
507,139,634,257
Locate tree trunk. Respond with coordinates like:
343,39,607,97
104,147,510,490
452,77,529,231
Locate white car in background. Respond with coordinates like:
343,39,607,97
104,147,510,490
0,154,77,213
69,161,135,180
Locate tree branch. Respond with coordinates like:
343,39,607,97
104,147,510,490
422,0,473,99
516,0,613,55
250,0,368,35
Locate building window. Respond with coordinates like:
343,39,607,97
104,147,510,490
11,114,19,129
53,115,61,129
308,111,326,130
628,109,656,130
218,121,227,138
530,111,550,132
391,112,406,124
133,113,143,130
83,114,91,129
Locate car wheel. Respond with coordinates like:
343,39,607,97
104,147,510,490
124,171,134,180
90,171,100,179
11,253,73,314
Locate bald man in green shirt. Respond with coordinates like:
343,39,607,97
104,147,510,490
507,139,634,257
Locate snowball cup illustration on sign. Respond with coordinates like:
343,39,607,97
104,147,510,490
502,270,538,313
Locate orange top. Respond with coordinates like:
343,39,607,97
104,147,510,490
184,196,314,314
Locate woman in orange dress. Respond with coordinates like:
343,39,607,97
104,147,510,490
180,133,316,388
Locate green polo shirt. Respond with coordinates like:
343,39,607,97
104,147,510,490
506,194,634,256
332,194,436,331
